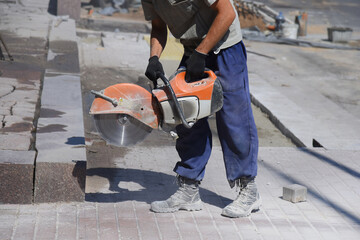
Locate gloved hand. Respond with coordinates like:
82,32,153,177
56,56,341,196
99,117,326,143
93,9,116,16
145,56,164,88
185,50,207,82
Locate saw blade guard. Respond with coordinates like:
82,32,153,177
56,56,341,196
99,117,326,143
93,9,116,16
89,83,161,146
89,83,160,129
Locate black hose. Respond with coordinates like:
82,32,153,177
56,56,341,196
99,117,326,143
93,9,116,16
158,73,193,129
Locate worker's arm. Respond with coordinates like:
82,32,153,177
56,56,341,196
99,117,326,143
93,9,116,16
196,0,236,54
185,0,236,81
145,17,167,85
149,17,168,57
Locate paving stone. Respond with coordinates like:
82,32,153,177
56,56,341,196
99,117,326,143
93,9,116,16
283,184,307,203
40,74,82,108
0,150,36,204
34,161,86,203
0,133,32,151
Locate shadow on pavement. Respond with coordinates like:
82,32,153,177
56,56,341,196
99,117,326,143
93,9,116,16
300,148,360,179
86,168,232,208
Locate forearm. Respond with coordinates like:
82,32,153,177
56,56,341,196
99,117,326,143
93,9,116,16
150,17,168,58
196,0,236,54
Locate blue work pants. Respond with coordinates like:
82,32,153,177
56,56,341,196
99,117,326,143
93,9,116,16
174,41,258,185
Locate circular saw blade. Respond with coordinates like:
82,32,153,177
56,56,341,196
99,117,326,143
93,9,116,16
94,114,152,146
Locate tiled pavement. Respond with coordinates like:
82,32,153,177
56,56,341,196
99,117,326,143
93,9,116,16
1,147,360,239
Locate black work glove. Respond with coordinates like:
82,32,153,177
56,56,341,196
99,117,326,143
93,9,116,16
185,50,207,82
145,56,164,88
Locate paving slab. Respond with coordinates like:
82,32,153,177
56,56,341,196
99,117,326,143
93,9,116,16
35,73,86,203
0,150,36,204
46,40,81,74
34,161,86,203
47,19,80,74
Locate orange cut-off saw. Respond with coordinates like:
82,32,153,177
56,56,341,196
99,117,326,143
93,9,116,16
89,69,223,146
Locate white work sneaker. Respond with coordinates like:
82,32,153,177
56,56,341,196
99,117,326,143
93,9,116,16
222,178,261,218
150,176,203,213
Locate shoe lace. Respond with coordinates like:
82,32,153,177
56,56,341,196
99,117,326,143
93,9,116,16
169,176,199,201
235,186,251,205
233,181,256,207
171,186,186,200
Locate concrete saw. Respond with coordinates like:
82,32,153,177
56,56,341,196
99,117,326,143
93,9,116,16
89,69,223,146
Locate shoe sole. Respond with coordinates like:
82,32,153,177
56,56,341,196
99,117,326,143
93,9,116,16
151,200,203,213
221,197,262,218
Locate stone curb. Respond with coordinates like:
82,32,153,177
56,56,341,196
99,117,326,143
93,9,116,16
34,18,86,203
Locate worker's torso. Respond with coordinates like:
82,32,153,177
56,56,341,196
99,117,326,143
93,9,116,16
142,0,243,55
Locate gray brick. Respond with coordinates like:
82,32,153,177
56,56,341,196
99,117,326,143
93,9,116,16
77,204,98,240
283,184,307,203
155,217,181,240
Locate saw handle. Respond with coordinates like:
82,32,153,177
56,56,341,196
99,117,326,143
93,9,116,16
158,73,193,129
91,90,118,107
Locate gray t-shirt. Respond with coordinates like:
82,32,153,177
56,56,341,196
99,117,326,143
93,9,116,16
141,0,242,55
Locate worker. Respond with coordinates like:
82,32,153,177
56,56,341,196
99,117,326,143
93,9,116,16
142,0,260,217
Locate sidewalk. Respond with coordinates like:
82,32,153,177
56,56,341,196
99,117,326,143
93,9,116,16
1,147,360,239
1,1,360,240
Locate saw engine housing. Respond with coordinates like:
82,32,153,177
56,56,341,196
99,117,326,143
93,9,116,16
154,69,223,128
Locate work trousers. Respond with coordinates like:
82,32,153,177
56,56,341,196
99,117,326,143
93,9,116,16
174,41,259,185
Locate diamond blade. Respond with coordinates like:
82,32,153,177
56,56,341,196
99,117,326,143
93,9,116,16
94,114,152,146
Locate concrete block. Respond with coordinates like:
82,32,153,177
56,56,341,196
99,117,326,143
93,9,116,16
0,150,36,204
34,160,86,203
283,184,307,203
